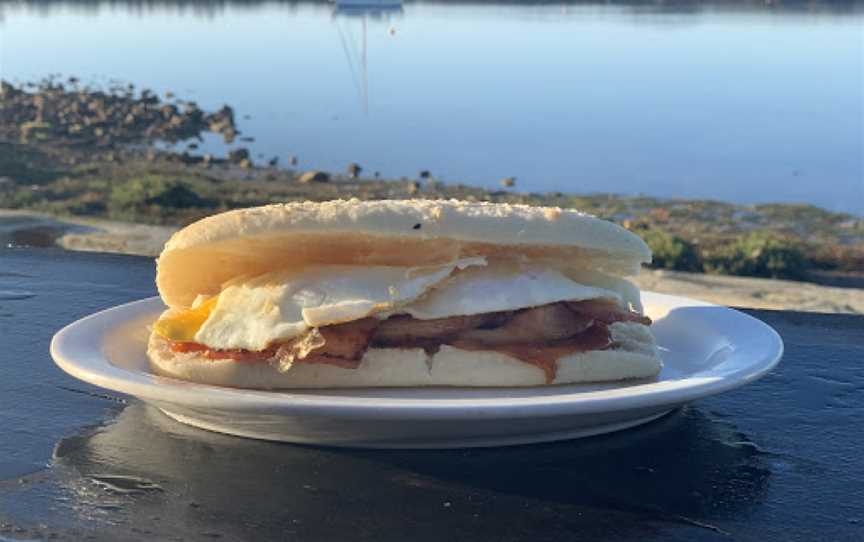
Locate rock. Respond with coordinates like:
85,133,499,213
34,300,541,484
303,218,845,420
297,170,330,184
419,170,431,179
183,102,202,119
205,105,239,143
347,162,363,179
159,104,177,119
207,118,228,133
500,177,516,188
0,79,248,160
20,121,52,143
218,105,235,121
227,148,250,164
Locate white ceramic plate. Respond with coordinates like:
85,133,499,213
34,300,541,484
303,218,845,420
51,292,783,448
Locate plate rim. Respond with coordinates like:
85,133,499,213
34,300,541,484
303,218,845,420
50,292,784,419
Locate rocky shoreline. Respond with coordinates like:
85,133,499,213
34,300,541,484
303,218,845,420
0,78,240,155
3,209,863,315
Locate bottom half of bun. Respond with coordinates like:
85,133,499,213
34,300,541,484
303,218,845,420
147,322,662,389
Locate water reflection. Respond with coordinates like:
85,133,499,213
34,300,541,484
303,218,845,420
0,214,98,248
333,1,404,113
47,402,771,538
2,0,862,18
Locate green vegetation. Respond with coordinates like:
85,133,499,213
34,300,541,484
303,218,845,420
106,175,214,221
633,227,813,279
639,229,702,272
0,142,63,183
702,232,808,280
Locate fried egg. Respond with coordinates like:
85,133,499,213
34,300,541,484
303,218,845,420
156,257,485,351
153,257,640,352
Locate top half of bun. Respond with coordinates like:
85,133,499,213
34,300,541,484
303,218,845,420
156,199,652,309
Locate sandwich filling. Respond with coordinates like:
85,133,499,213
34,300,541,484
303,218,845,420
153,258,653,383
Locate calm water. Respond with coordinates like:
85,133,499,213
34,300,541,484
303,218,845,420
1,1,862,213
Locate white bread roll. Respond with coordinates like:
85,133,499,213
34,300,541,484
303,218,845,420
156,199,651,309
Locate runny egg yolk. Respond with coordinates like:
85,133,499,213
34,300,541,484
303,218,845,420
154,296,218,342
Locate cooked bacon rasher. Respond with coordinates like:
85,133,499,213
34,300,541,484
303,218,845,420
168,300,651,382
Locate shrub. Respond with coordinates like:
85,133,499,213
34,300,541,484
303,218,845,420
146,183,209,208
7,187,37,208
110,176,164,209
109,175,208,211
703,231,808,279
640,229,703,272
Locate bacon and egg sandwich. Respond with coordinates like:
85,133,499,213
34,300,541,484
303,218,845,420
148,199,661,388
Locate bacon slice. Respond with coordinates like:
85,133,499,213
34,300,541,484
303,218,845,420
451,322,612,383
372,312,509,347
169,340,367,368
169,341,277,362
567,299,652,326
315,318,379,360
457,303,592,345
171,318,380,366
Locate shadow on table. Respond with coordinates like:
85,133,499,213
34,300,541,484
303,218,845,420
48,403,771,540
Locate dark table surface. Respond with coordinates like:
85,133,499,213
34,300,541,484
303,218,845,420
1,247,862,542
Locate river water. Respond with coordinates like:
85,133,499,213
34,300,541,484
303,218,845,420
0,0,862,214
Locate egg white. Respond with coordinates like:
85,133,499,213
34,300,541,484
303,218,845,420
396,265,623,320
194,258,485,351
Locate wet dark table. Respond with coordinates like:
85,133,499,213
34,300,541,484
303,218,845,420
1,247,862,541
